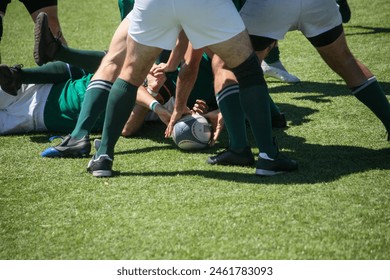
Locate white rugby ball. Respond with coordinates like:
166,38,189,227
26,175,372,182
172,114,211,150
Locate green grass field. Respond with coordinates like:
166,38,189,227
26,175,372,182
0,0,389,260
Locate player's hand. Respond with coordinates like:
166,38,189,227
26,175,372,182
203,109,224,146
150,63,177,75
192,99,209,115
165,106,192,138
146,73,166,92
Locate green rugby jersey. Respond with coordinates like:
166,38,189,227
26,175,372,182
166,53,217,110
43,74,105,133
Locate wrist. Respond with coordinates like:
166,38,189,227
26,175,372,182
147,87,159,97
149,100,160,112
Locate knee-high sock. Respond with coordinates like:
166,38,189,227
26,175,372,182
269,96,281,117
96,78,138,158
216,84,249,150
21,61,85,84
353,77,390,133
55,45,105,73
231,53,277,157
264,46,280,64
71,79,112,139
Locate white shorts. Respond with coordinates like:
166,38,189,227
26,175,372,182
0,84,52,135
240,0,342,40
127,0,245,50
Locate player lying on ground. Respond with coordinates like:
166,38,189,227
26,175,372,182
0,61,172,137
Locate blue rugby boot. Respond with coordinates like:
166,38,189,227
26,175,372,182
41,135,91,158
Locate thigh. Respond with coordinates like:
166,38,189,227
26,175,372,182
208,30,253,69
239,0,296,40
119,35,163,86
92,18,130,82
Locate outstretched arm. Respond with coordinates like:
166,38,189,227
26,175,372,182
165,44,204,137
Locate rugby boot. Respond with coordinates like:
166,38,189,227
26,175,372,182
41,135,91,158
207,146,254,166
256,152,298,176
87,154,113,177
0,64,23,96
262,61,300,83
34,12,62,66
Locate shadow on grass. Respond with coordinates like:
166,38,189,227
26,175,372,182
345,25,390,36
115,133,390,185
112,103,389,184
114,121,225,156
24,82,389,184
269,81,390,101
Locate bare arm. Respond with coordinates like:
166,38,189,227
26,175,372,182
151,30,189,74
165,44,204,137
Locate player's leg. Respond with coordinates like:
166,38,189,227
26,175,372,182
121,70,172,137
87,37,162,177
207,52,286,166
208,30,297,175
24,0,68,45
34,12,105,71
309,26,390,140
41,18,130,158
207,55,254,166
250,37,289,127
0,61,85,96
70,17,130,139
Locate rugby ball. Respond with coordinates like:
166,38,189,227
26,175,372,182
172,114,211,150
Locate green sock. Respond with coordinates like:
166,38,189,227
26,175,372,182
239,84,277,157
353,78,390,133
118,0,135,20
231,53,277,157
216,84,249,150
21,61,85,84
96,78,138,158
55,45,105,73
269,96,281,117
71,79,112,139
264,46,280,64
